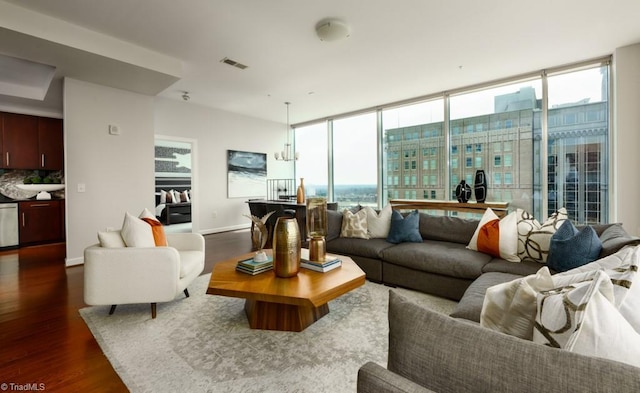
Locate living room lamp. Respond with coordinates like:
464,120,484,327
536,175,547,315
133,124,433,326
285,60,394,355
274,102,299,161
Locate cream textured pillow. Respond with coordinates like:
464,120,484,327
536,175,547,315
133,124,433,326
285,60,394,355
364,205,392,238
139,208,168,247
121,212,155,247
516,208,568,263
533,270,640,368
340,208,369,239
97,230,126,248
468,209,520,262
481,267,554,340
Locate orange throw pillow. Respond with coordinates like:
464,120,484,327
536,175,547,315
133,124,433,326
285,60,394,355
141,217,168,246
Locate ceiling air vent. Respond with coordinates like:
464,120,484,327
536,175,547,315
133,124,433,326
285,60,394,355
220,57,248,70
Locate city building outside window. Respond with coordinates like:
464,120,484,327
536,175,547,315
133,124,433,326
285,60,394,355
295,61,609,224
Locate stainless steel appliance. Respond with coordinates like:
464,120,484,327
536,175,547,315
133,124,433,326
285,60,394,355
0,203,19,247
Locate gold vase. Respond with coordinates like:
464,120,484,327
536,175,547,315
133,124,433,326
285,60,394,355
272,217,301,278
296,178,305,204
309,235,326,262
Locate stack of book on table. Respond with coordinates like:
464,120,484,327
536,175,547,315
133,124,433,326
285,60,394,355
236,256,273,275
300,249,342,273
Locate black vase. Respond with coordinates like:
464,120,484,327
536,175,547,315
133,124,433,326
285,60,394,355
455,180,472,203
474,170,487,203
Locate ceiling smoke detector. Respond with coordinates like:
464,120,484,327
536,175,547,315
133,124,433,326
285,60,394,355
315,19,350,42
182,91,190,101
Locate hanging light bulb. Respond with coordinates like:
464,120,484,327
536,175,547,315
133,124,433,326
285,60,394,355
274,102,299,161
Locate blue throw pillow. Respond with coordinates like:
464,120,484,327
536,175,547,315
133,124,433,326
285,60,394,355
386,210,422,244
547,220,602,272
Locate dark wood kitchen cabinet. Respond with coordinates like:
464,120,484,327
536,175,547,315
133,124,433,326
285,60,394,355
2,112,39,169
38,117,64,170
1,112,64,170
19,200,65,245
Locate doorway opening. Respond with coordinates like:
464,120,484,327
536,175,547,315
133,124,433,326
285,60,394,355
154,137,195,233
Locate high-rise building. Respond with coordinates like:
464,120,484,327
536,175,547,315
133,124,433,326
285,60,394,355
384,89,608,224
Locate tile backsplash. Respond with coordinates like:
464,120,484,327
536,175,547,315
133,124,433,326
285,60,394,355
0,169,64,200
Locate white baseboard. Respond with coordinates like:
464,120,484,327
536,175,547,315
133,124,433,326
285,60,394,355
66,256,84,267
199,223,250,235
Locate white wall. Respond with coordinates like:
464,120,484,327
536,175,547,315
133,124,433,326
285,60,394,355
153,97,294,234
64,78,155,265
613,43,640,235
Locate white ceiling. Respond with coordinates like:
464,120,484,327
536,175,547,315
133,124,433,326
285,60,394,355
1,0,640,124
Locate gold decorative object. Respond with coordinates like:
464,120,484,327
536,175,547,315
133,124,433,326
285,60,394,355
309,236,326,262
306,197,328,262
296,177,305,204
244,211,275,261
272,217,301,277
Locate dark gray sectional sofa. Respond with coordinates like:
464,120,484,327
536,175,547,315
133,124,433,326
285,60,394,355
334,209,640,392
327,210,545,301
357,290,640,393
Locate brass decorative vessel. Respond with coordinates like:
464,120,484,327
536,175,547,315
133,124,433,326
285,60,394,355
272,217,301,278
306,197,328,262
309,235,326,262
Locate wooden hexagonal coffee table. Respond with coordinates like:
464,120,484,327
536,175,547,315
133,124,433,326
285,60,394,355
206,250,365,332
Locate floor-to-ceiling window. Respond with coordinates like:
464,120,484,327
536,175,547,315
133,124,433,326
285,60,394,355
449,80,541,213
544,65,609,224
294,58,610,224
294,122,328,198
332,112,378,209
382,100,444,205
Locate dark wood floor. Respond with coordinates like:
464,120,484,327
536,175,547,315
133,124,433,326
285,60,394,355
0,230,252,392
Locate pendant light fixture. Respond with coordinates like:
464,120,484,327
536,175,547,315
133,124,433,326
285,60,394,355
274,102,299,161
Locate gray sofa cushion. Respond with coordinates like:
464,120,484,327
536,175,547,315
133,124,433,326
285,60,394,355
326,209,343,242
327,237,395,260
482,259,547,275
381,240,492,279
450,272,523,322
419,213,479,244
599,223,640,257
388,290,640,393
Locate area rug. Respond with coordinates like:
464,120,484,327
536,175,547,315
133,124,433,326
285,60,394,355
80,274,457,393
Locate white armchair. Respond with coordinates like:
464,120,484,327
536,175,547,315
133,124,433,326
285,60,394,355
84,232,205,319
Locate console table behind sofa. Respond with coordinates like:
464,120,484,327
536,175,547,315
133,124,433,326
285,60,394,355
390,199,509,218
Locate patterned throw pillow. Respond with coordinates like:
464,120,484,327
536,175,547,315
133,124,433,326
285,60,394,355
386,210,422,244
481,267,554,340
546,220,602,272
516,208,568,263
340,208,369,239
533,269,640,368
364,205,392,238
468,209,520,262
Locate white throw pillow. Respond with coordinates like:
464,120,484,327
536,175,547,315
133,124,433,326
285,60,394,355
340,208,369,239
364,205,392,238
516,208,568,263
97,230,126,248
121,212,155,247
481,267,554,340
468,209,520,262
139,207,159,222
533,270,640,368
160,189,171,203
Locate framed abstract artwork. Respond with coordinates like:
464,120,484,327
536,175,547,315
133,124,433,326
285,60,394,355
227,150,267,198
